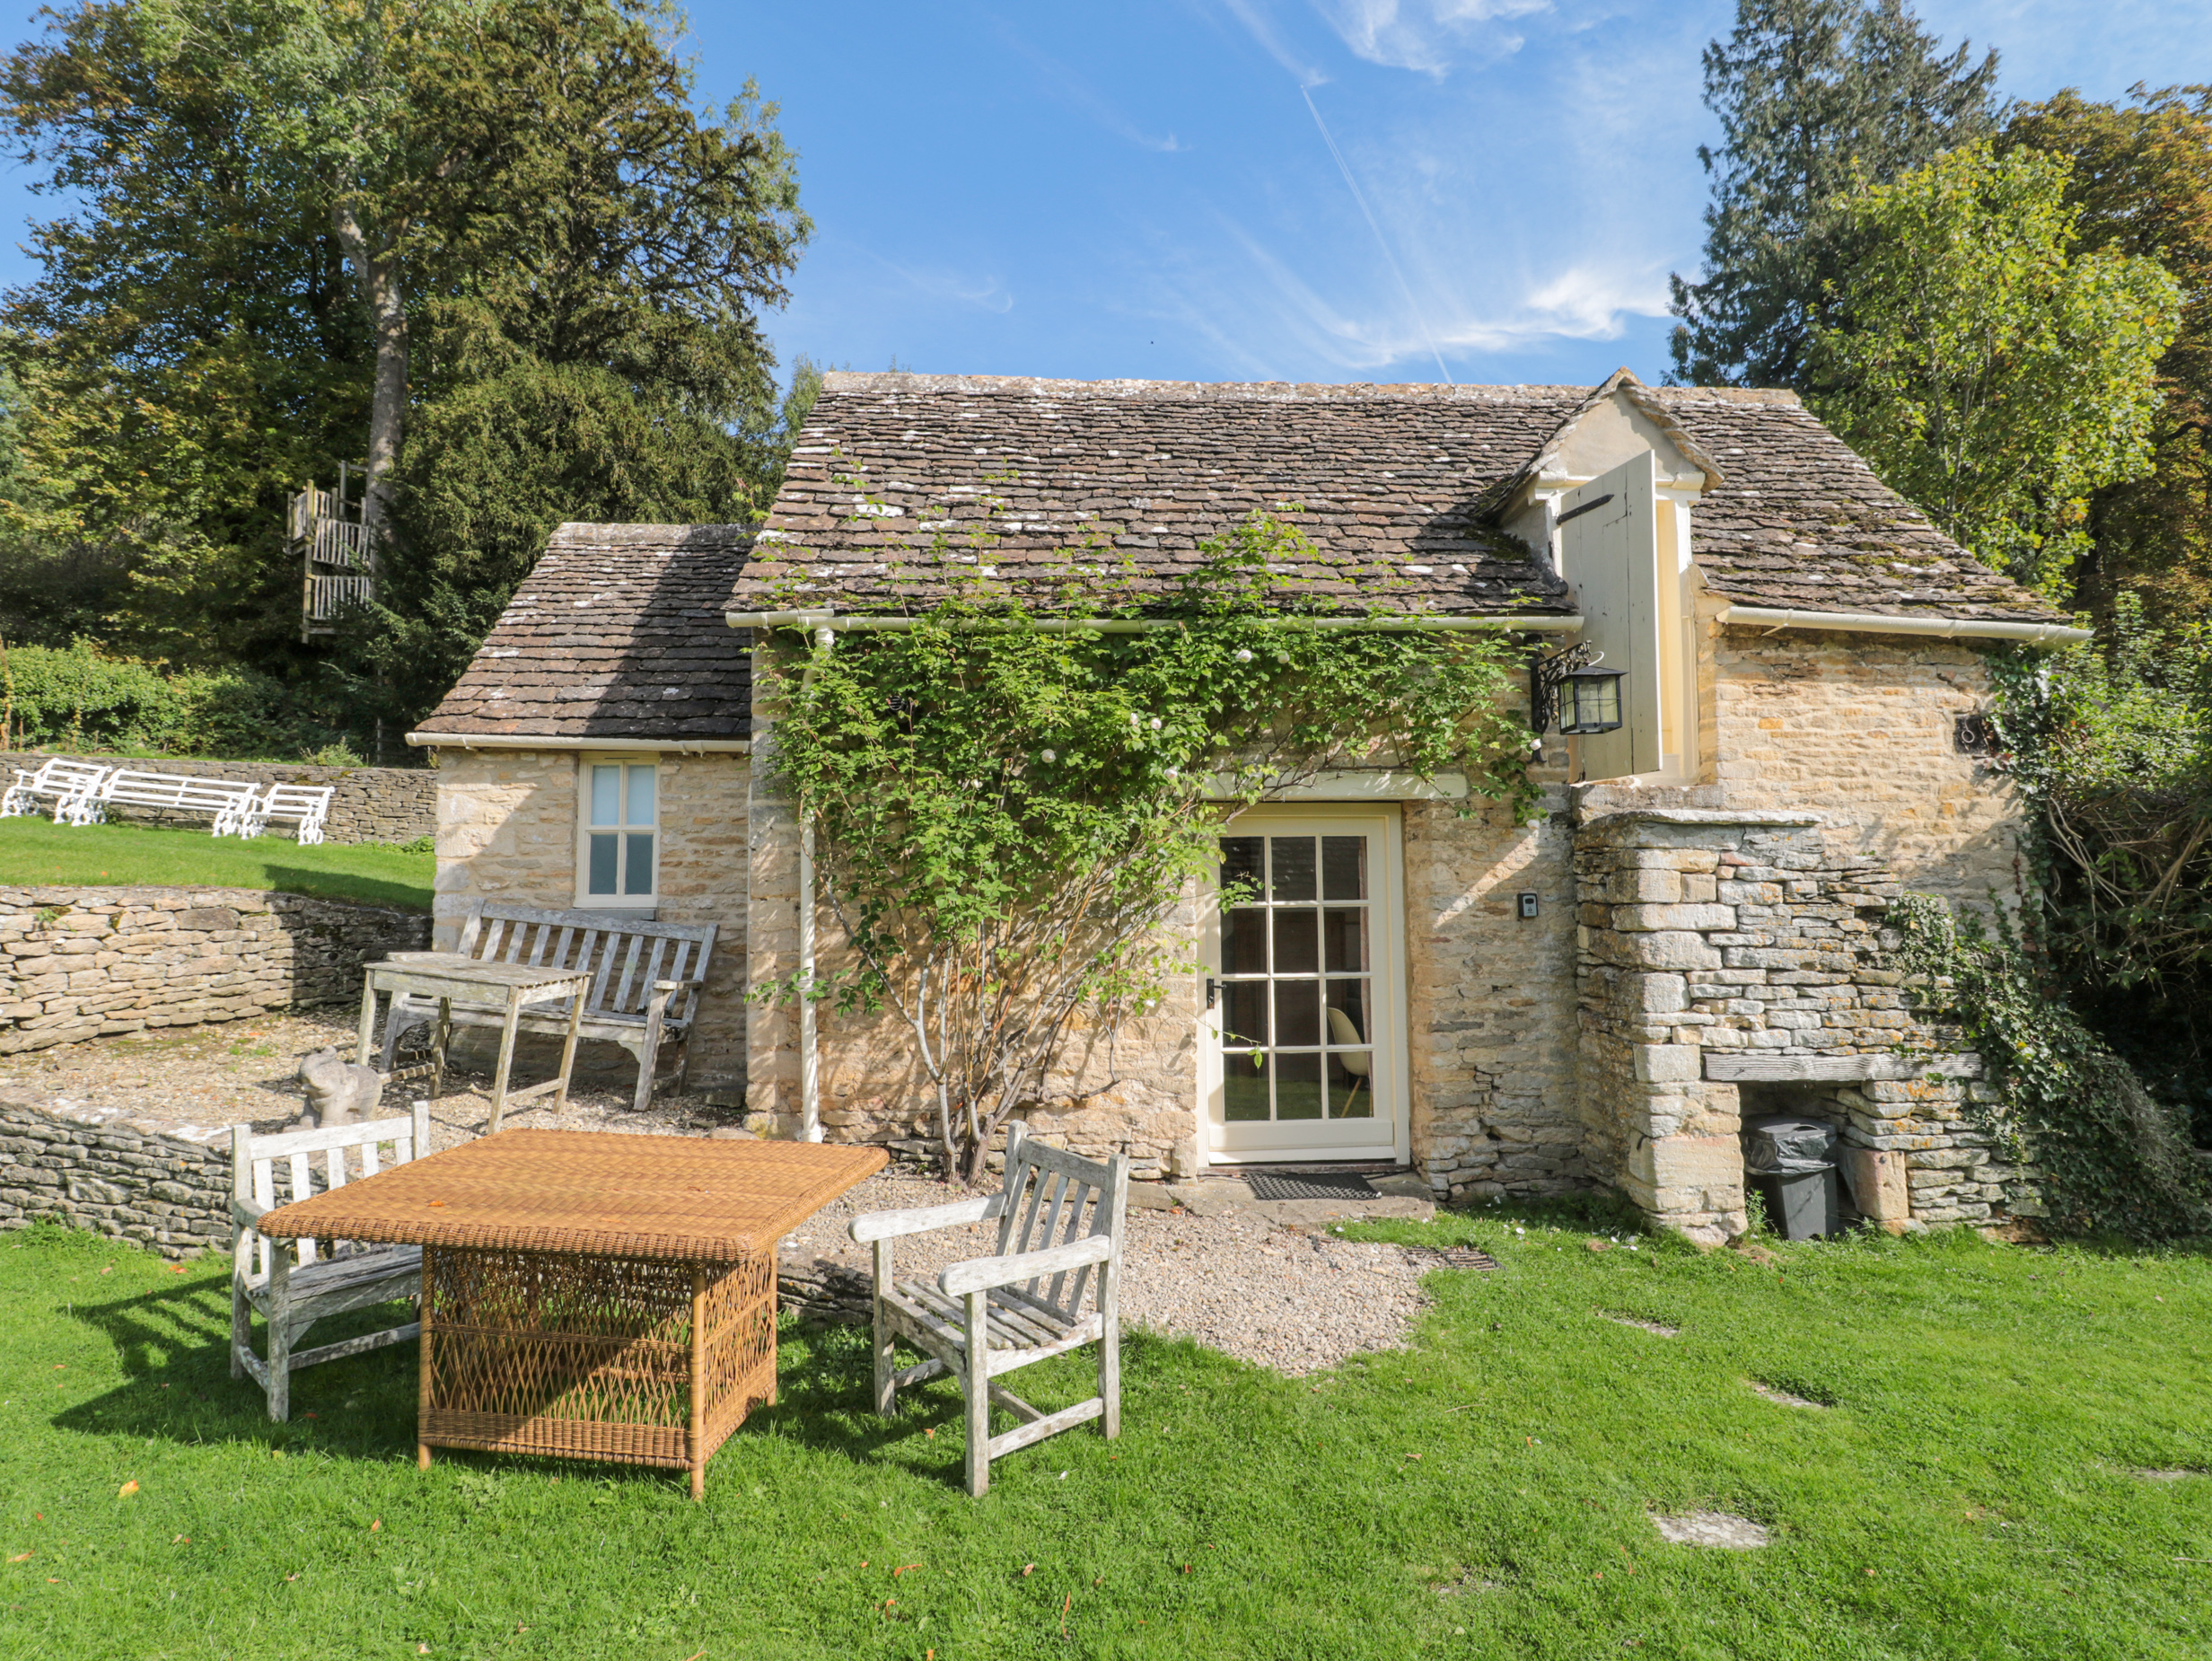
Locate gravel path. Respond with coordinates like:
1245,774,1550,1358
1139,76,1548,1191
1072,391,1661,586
0,1007,715,1150
3,1015,1446,1375
780,1172,1438,1376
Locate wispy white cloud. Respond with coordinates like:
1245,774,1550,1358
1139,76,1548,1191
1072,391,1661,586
864,251,1015,315
1311,0,1552,75
992,24,1188,152
1135,205,1668,380
1216,0,1330,85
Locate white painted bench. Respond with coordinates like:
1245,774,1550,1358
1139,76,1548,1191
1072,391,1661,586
378,901,718,1112
1,758,111,825
92,769,262,836
230,1105,429,1421
246,783,336,844
850,1125,1130,1497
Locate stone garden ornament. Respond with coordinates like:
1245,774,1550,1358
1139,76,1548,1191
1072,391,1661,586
295,1047,383,1127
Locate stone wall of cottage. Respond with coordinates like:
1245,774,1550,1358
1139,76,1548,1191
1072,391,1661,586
742,712,1202,1177
0,1094,230,1257
1571,801,2023,1244
0,886,429,1055
430,748,751,1094
1401,784,1584,1203
2,750,435,845
1690,601,2022,903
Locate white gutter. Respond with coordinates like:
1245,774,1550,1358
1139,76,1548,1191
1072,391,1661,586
1716,604,2091,646
406,732,750,753
794,625,833,1145
728,610,1584,634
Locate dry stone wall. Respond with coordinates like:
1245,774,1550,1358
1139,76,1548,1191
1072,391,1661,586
0,1094,231,1258
1571,797,2020,1243
2,751,434,845
0,886,429,1055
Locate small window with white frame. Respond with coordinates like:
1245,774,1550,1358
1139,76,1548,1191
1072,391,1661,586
578,757,657,907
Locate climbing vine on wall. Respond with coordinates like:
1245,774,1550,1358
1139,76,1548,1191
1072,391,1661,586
1891,892,2212,1239
760,509,1543,1183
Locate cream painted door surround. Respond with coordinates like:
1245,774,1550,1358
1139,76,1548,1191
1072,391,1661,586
1198,804,1409,1164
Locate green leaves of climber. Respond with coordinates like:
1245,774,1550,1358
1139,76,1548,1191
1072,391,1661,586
762,510,1535,1184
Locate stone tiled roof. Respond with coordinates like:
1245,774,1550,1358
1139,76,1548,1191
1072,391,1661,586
733,373,2067,629
731,375,1580,620
1645,388,2070,625
417,524,755,742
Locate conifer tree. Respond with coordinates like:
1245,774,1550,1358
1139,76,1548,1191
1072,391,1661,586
1669,0,1999,389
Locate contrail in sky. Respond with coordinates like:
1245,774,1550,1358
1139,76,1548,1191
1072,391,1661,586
1301,83,1453,384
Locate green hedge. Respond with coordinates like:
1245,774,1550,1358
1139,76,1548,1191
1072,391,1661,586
0,642,355,761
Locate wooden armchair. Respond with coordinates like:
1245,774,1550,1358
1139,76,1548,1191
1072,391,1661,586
848,1126,1130,1497
230,1107,429,1421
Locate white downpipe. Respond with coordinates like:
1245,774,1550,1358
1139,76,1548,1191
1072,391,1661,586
795,625,833,1143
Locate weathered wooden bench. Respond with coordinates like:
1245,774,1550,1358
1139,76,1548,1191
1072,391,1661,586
378,901,718,1112
246,783,336,844
1,757,111,825
231,1105,429,1422
92,769,262,836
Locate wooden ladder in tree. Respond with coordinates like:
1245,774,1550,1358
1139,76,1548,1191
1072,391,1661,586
294,461,371,642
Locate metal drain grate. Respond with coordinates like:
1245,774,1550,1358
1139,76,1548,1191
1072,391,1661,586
1241,1171,1380,1201
1417,1245,1500,1271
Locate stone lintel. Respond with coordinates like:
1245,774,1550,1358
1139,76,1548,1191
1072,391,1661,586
1702,1051,1981,1084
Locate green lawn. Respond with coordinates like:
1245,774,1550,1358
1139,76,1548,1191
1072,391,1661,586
0,817,431,910
1,1210,2208,1660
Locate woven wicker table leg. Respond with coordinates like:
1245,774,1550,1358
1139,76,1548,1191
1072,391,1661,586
689,1264,708,1501
417,1245,438,1471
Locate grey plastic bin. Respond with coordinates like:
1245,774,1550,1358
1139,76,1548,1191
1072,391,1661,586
1742,1115,1841,1239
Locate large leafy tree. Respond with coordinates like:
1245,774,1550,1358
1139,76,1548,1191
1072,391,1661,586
1807,141,2181,593
2001,86,2212,621
1669,0,1999,389
0,0,808,751
0,0,372,662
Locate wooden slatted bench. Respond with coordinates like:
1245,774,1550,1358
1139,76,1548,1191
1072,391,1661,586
93,769,262,836
377,901,718,1112
1,757,111,825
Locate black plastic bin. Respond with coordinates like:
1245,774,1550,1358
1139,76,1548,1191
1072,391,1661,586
1742,1114,1841,1239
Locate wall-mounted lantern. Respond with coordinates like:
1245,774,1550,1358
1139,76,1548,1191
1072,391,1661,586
1532,643,1627,736
1558,665,1626,734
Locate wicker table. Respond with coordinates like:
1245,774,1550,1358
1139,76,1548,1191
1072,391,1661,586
356,954,590,1132
257,1130,888,1498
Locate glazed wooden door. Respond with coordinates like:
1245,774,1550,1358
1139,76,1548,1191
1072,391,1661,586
1200,807,1407,1163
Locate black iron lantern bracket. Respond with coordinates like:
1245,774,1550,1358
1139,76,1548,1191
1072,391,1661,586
1530,641,1600,734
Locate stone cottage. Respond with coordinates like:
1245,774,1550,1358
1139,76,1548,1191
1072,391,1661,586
408,369,2085,1243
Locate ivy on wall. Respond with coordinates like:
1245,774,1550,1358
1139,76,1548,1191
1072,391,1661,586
1891,892,2212,1240
760,510,1543,1182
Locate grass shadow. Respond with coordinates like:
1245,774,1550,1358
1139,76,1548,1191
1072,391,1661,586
55,1279,1157,1493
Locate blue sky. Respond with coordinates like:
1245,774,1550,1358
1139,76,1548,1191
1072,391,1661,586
0,0,2202,391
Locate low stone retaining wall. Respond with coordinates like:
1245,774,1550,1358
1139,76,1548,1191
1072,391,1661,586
0,1094,881,1307
1,885,430,1055
2,750,434,845
0,1094,230,1258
